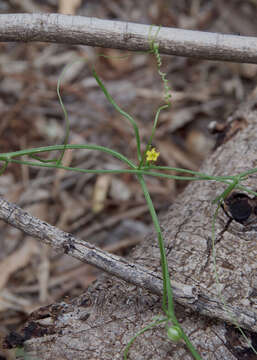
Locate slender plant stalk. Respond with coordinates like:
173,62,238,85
55,61,72,165
123,318,167,359
92,68,142,162
7,157,218,180
137,174,202,360
139,104,169,168
0,144,135,169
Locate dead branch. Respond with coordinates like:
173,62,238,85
0,13,257,63
0,196,196,302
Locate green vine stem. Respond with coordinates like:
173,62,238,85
137,174,202,360
123,318,167,359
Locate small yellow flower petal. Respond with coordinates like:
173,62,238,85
146,148,160,162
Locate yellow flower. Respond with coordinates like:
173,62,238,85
146,148,160,162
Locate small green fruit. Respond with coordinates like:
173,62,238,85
167,326,182,342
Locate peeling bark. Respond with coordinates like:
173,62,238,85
6,96,256,359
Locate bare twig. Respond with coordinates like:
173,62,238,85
0,196,257,331
0,196,195,302
0,13,257,64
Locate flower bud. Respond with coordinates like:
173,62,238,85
167,326,182,342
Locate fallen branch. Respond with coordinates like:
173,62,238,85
0,13,257,63
0,196,196,302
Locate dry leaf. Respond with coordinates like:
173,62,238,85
110,178,131,201
101,49,132,73
92,175,111,213
58,0,82,15
186,129,214,159
159,140,198,170
53,148,73,197
37,244,50,303
0,289,32,312
0,239,38,291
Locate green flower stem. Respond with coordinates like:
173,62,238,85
137,174,202,360
137,174,173,313
0,160,8,176
150,165,257,197
30,154,59,163
8,157,237,183
5,159,202,180
56,61,73,165
236,184,257,197
0,144,136,169
212,177,239,204
148,165,236,180
0,145,244,187
92,68,142,162
124,318,167,360
8,158,200,179
238,167,257,178
139,104,169,168
1,146,250,190
8,159,145,174
148,105,169,148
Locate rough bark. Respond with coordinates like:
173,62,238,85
4,95,257,359
0,14,257,64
